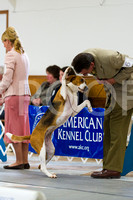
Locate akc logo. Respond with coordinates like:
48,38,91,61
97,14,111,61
32,112,45,131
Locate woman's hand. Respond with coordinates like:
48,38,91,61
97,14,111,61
32,98,41,106
0,98,4,106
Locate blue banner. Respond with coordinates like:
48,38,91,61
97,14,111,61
28,105,104,159
0,125,7,162
28,105,49,153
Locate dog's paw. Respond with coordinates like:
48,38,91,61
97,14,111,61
50,173,57,178
88,106,93,113
86,100,93,112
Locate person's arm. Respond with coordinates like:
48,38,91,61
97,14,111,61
109,53,133,84
40,81,61,105
113,67,133,84
39,82,50,105
97,78,116,85
97,66,133,85
48,84,61,105
0,51,15,93
31,85,42,102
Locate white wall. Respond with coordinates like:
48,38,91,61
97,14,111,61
0,0,133,75
0,13,7,68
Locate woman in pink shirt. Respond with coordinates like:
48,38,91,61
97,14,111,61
1,27,31,169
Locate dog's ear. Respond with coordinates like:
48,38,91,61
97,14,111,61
62,67,76,78
60,67,76,100
66,67,76,76
60,80,67,100
60,68,68,100
66,75,76,83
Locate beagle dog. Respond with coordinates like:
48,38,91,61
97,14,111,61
6,67,92,178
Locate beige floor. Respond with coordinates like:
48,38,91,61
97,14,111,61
2,151,133,177
1,152,133,200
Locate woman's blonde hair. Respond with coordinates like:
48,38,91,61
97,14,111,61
1,27,24,54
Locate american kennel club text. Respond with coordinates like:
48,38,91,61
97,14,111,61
57,116,103,143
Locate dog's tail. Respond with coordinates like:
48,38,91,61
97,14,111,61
6,132,31,142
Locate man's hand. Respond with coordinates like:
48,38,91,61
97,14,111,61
97,78,116,85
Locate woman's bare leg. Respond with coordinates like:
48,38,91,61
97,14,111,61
9,143,23,166
22,143,29,164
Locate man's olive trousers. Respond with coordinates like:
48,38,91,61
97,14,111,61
103,102,133,172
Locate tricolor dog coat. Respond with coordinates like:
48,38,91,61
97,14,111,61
6,67,92,178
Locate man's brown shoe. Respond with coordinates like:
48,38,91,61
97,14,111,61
91,169,121,179
91,169,105,175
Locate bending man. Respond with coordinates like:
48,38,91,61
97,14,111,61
72,48,133,178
